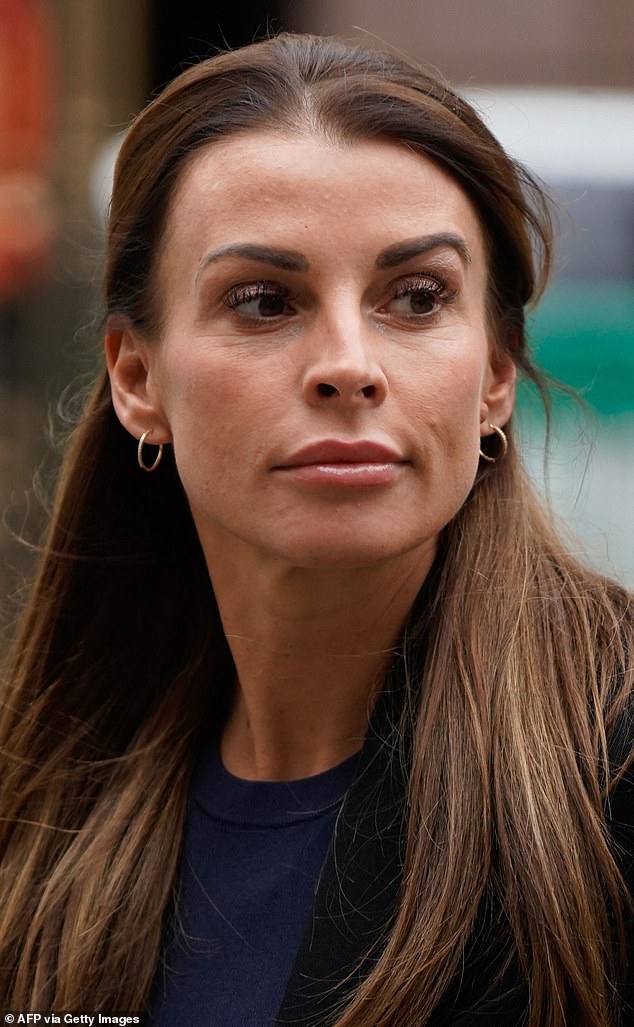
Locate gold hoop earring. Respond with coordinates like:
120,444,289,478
137,429,163,472
479,423,508,464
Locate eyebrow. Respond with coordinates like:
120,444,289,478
196,244,310,282
195,232,471,283
375,233,472,269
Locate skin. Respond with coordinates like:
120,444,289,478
106,131,516,780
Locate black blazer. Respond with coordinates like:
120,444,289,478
277,661,634,1027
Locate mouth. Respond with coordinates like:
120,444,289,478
274,439,408,488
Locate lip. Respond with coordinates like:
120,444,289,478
277,439,406,467
273,439,408,488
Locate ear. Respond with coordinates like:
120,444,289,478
479,350,516,436
105,320,172,444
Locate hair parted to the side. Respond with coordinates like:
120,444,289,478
1,32,632,1025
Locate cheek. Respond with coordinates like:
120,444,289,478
157,351,274,492
402,346,487,445
402,347,488,518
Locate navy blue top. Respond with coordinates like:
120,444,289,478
148,743,359,1027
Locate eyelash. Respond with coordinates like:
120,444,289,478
223,280,292,315
221,273,454,319
388,274,453,313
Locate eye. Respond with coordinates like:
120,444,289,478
223,281,291,319
384,274,450,318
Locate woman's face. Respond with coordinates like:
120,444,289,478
110,132,515,572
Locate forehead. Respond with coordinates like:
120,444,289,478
159,131,487,281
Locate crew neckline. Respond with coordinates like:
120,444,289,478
192,742,361,828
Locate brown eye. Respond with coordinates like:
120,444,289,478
407,291,437,315
224,281,291,319
256,293,287,317
387,277,445,318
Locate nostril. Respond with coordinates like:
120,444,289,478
317,383,338,397
361,385,375,398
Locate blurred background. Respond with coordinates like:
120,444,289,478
0,0,632,608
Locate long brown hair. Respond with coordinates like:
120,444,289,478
1,33,632,1024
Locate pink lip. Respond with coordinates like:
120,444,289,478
277,439,405,467
274,439,407,488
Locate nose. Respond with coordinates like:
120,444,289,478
302,314,388,409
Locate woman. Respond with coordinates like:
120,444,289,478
1,32,632,1027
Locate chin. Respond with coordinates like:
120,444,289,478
271,530,433,571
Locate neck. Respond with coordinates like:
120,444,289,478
205,541,436,781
